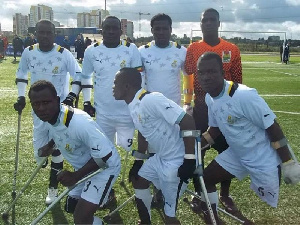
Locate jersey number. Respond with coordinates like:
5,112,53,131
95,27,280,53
127,138,133,148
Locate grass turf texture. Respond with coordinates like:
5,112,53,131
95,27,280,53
0,54,299,224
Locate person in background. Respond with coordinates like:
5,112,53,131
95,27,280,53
12,34,24,61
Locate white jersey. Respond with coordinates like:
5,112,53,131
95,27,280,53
206,80,281,168
82,40,142,116
48,105,120,171
139,41,187,105
16,44,81,100
128,89,186,163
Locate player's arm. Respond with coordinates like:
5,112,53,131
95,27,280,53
14,51,29,112
201,127,222,150
266,120,300,184
231,47,242,83
129,131,148,182
57,158,100,187
62,52,82,107
81,49,95,117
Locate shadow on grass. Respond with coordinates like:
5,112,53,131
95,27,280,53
50,202,69,225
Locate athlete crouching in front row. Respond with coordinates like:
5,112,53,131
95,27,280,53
196,52,300,224
29,80,121,225
113,67,196,224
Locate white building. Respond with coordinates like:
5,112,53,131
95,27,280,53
77,9,109,28
29,4,53,27
13,13,29,36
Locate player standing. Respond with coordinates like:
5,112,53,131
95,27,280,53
13,20,82,204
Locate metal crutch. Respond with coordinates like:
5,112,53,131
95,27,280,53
31,168,105,225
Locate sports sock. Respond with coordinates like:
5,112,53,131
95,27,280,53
135,188,152,224
49,150,63,188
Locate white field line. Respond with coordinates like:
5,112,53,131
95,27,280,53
273,111,300,115
261,94,300,97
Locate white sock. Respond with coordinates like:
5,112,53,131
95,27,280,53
135,188,152,219
92,216,103,225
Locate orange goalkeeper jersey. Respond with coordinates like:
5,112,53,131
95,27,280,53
184,38,242,105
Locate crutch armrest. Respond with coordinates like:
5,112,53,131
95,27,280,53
132,150,149,160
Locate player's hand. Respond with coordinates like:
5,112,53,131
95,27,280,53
57,170,79,187
38,143,55,157
62,92,76,107
129,160,143,182
14,96,26,113
178,158,196,183
183,104,193,116
83,101,95,117
282,160,300,185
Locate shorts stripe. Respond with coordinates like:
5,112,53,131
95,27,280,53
99,175,114,206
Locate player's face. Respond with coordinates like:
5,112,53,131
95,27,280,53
36,22,55,51
197,58,224,97
151,20,172,48
113,72,127,101
30,88,59,122
200,11,220,36
102,18,122,47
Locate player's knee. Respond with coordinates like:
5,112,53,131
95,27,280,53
65,196,79,214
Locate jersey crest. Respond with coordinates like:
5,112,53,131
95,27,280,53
52,66,59,74
222,50,231,63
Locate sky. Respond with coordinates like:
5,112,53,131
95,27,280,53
1,0,300,40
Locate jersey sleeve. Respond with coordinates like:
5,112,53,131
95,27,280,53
143,93,185,125
205,94,218,127
238,89,276,129
16,49,30,96
130,43,143,72
81,47,94,101
230,46,242,83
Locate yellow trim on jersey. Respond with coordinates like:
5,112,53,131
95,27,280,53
136,66,143,72
63,107,69,125
57,45,61,52
227,81,234,95
137,89,147,100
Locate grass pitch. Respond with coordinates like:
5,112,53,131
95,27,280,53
0,54,299,224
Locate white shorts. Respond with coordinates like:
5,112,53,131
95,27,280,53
32,113,51,164
138,155,187,217
96,114,135,151
69,165,120,205
215,148,280,207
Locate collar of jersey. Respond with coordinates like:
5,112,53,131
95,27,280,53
153,41,172,49
37,43,56,53
213,80,226,99
52,104,65,127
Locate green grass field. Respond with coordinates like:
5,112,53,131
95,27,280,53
0,54,299,225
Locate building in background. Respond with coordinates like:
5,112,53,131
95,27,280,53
29,4,53,27
77,9,109,28
121,19,134,40
13,13,29,36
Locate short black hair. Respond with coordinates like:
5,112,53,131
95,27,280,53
28,80,57,99
118,67,142,89
197,52,223,71
102,16,121,29
150,13,172,28
36,19,55,32
202,8,220,20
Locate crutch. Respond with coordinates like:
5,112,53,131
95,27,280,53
185,189,245,224
104,194,135,219
31,168,105,225
12,111,22,225
2,157,49,221
181,130,217,225
120,151,130,185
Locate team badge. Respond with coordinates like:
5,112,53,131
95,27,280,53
222,51,231,63
171,60,177,68
65,144,73,152
52,66,59,74
227,115,235,124
120,60,126,68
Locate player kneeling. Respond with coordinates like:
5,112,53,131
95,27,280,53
29,80,121,225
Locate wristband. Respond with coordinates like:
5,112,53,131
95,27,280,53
184,154,196,159
271,137,288,150
202,131,215,145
